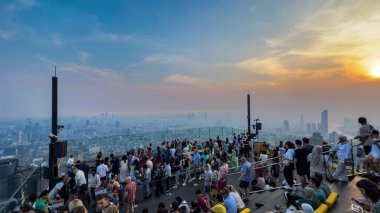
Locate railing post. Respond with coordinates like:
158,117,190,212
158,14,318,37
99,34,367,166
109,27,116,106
350,139,355,177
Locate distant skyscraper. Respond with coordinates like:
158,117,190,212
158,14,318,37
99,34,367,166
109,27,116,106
284,120,290,132
85,120,90,126
300,114,305,133
306,123,312,134
311,123,317,132
321,110,328,136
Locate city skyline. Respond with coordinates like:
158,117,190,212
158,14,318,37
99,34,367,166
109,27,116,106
1,0,380,121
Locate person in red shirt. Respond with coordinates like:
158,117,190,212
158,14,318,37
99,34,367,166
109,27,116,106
196,190,209,213
124,176,136,213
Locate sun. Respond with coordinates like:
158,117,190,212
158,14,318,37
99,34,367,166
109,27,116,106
370,66,380,78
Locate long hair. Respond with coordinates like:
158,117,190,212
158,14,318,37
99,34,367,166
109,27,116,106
356,179,380,203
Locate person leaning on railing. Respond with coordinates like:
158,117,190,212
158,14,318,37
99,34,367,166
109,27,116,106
363,129,380,177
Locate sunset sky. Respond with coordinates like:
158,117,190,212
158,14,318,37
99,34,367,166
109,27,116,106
1,0,380,123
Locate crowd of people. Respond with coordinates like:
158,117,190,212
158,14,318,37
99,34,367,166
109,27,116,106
17,116,380,213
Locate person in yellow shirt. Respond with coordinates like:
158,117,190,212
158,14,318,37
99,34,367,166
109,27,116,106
206,194,227,213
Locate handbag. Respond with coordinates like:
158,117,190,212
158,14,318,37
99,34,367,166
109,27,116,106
323,155,335,183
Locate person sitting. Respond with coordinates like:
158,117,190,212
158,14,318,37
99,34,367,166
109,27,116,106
176,196,190,213
252,172,266,191
225,185,245,211
314,172,331,197
356,179,380,213
206,194,227,213
310,177,326,203
221,189,237,213
284,192,300,212
297,187,321,210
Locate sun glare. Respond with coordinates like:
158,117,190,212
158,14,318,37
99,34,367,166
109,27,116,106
365,59,380,78
370,66,380,78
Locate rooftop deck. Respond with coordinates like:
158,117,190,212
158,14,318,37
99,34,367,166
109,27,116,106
114,170,364,213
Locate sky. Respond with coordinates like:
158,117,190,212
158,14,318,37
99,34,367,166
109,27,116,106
1,0,380,124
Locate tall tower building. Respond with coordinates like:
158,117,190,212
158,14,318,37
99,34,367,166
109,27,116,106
284,120,290,132
300,114,305,133
321,110,328,136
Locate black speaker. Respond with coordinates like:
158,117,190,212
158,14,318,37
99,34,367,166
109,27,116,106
256,123,262,130
55,140,68,158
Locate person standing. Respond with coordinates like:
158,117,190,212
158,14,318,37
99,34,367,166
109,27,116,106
355,117,374,155
332,136,351,182
97,160,109,187
119,155,129,185
217,159,229,192
143,164,152,198
363,130,380,176
204,164,213,198
307,146,325,178
239,157,251,201
294,140,308,186
302,137,314,180
88,169,100,202
110,154,120,176
124,176,136,213
283,141,295,190
165,160,172,193
72,166,87,192
154,165,165,198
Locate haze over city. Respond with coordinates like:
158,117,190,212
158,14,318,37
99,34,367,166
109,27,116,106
1,0,380,125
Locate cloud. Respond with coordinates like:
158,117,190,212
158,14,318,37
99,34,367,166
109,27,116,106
51,35,63,47
164,74,210,87
0,30,12,40
37,56,123,82
79,51,90,64
232,0,380,90
4,0,37,12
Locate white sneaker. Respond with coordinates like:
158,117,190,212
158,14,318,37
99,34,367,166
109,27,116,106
182,183,187,186
282,179,287,185
173,185,178,189
193,183,199,186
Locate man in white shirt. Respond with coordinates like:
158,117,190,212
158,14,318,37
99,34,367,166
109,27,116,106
97,159,109,186
89,169,100,200
67,155,74,169
72,166,87,190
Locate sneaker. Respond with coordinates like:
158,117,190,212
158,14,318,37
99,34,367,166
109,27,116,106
134,205,138,208
282,179,287,185
194,183,199,186
173,185,178,189
166,190,170,193
182,183,187,186
284,192,289,200
167,193,172,196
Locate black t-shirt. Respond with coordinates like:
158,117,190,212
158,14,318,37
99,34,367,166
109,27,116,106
294,148,308,167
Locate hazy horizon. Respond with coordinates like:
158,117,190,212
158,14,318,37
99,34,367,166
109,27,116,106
1,0,380,123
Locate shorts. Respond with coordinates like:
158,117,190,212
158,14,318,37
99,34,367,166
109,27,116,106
364,146,372,155
204,185,211,193
217,181,226,191
239,180,250,189
296,166,307,176
100,176,107,181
